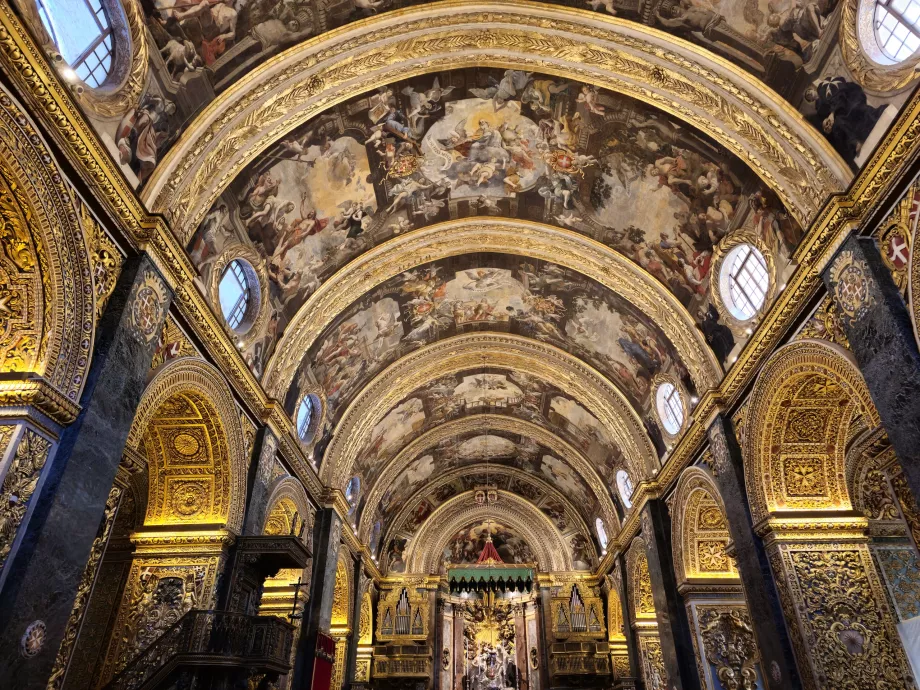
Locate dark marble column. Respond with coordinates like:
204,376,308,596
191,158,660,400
343,556,364,690
242,428,279,536
707,414,802,690
0,255,171,688
613,555,644,690
823,234,920,505
293,507,342,687
641,499,701,690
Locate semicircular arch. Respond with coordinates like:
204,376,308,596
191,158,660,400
405,490,573,573
743,339,878,525
145,2,849,239
127,357,247,532
323,333,657,491
670,466,737,586
264,218,720,405
357,413,619,541
380,463,601,561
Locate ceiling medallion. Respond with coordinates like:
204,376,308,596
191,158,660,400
172,432,200,457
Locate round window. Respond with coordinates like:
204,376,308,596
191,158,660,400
296,394,316,442
595,518,609,550
218,259,256,332
37,0,115,87
719,244,769,322
873,0,920,62
656,382,684,436
616,470,634,509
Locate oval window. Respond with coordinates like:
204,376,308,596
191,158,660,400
218,259,255,332
37,0,115,87
595,517,609,550
873,0,920,62
720,244,769,321
656,382,684,436
296,394,316,441
616,469,634,509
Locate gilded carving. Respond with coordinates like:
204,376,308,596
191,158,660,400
0,89,93,406
797,296,850,350
127,359,247,532
149,316,198,372
0,427,51,571
698,607,759,690
744,341,877,523
672,468,736,583
331,556,351,626
774,546,914,689
638,635,668,690
128,269,169,344
875,182,918,294
829,250,875,324
376,580,429,644
80,201,122,323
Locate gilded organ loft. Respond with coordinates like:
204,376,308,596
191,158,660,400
1,0,920,688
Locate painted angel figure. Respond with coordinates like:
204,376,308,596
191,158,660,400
402,77,456,133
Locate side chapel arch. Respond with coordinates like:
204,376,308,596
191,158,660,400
743,339,878,525
670,467,737,585
126,357,248,532
0,84,95,412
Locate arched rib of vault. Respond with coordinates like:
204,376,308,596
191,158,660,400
323,333,657,490
145,0,849,240
405,490,573,573
357,413,619,542
263,218,720,403
380,463,599,563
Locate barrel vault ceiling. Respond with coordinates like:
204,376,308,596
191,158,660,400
40,0,913,574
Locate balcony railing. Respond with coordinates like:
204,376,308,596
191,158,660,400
105,610,294,690
371,645,432,678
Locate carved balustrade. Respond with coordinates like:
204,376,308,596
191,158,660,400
104,610,295,690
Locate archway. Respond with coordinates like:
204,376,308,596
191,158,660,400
745,339,913,688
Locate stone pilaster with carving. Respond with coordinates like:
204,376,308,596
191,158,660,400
706,414,803,690
641,500,702,690
242,428,279,537
824,234,920,510
0,255,171,688
293,507,342,686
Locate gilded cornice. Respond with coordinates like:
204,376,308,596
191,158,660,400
322,333,657,491
357,413,619,544
143,1,849,239
263,218,721,404
381,463,597,555
404,489,574,573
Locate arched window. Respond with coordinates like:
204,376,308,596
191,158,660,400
296,394,316,441
656,382,684,435
873,0,920,62
720,244,769,321
616,470,634,509
36,0,115,87
595,517,608,550
218,259,253,331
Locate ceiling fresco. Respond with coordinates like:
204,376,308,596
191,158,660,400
340,373,621,512
373,465,603,572
284,254,692,440
366,434,601,534
188,66,802,383
128,0,884,187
